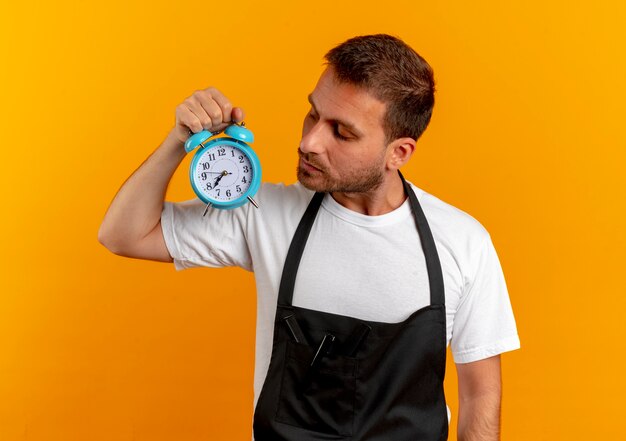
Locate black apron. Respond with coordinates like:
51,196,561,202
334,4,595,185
253,173,448,440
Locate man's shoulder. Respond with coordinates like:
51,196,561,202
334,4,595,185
258,181,313,199
408,182,490,247
254,181,316,217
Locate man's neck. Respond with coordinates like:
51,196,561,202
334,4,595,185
330,172,406,216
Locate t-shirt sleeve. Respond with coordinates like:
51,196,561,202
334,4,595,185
160,198,253,272
450,232,520,363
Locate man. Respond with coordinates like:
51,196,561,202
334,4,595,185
99,34,520,440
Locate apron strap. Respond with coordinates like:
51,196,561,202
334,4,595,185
277,191,325,306
400,171,445,306
278,172,445,307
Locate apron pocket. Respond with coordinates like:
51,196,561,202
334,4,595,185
276,340,357,437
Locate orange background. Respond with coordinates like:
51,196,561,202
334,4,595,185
1,1,625,440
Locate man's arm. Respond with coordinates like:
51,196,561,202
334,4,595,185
97,87,243,261
456,355,502,441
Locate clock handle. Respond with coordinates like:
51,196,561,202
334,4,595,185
187,121,245,137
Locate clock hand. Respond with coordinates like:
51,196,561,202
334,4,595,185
213,170,230,187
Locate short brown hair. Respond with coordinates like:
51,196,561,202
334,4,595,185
325,34,435,144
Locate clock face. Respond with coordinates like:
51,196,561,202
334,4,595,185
192,142,254,203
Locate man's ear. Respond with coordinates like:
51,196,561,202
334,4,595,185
386,137,416,170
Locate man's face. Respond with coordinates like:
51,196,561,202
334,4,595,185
297,67,389,193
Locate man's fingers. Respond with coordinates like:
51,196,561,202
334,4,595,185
183,95,213,131
209,88,234,123
232,107,245,123
175,87,245,137
199,99,224,129
176,105,204,134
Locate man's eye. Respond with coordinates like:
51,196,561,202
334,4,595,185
333,124,349,141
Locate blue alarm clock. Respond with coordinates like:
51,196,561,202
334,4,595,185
184,122,261,215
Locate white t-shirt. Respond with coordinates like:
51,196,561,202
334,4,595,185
160,181,520,409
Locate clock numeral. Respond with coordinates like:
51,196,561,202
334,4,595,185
202,162,210,171
218,148,226,157
216,189,221,196
231,150,235,157
238,155,244,163
201,172,208,181
206,183,213,190
236,185,242,193
208,153,216,161
241,176,247,184
243,165,249,173
226,190,231,197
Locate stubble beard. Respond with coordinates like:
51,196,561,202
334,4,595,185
297,154,385,194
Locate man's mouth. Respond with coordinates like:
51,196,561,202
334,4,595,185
299,156,323,173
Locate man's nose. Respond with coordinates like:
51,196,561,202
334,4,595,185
300,121,326,155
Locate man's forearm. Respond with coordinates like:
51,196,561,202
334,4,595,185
457,390,501,441
98,129,186,252
455,355,502,441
